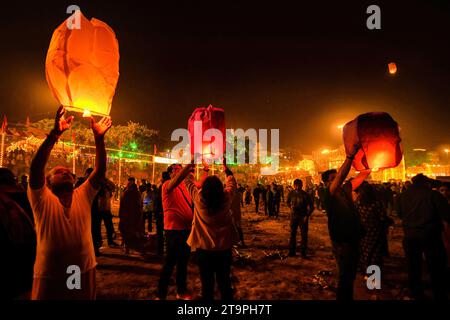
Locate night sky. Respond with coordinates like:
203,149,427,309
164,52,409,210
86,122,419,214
0,0,449,153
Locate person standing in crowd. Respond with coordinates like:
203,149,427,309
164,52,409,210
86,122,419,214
97,179,118,247
0,168,36,299
238,184,245,207
28,106,111,299
157,164,194,300
232,180,245,247
287,179,314,258
266,185,275,217
354,182,386,274
253,184,261,213
244,185,251,206
273,182,281,218
396,174,450,300
322,143,370,301
139,179,147,194
317,182,326,212
142,183,154,233
154,172,170,255
20,174,28,192
262,185,268,215
119,177,144,254
278,184,284,203
180,160,238,301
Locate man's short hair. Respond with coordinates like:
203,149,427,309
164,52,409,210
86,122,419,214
293,179,302,186
162,171,171,182
0,168,16,186
167,163,180,174
322,169,337,183
411,174,431,185
128,177,136,183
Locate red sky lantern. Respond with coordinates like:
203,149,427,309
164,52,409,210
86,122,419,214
45,11,120,116
388,62,397,75
343,112,402,171
188,105,226,162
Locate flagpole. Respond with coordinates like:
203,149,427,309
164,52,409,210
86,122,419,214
71,128,76,174
118,156,122,199
152,155,155,184
0,115,6,168
151,144,156,184
0,132,5,168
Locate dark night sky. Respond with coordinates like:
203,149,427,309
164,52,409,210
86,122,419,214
0,0,449,153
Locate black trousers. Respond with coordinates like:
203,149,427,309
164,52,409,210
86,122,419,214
157,230,191,298
196,249,233,301
332,241,359,301
289,216,309,255
91,210,102,249
98,210,115,244
403,232,448,300
155,212,164,254
143,210,153,232
254,197,260,213
274,200,281,217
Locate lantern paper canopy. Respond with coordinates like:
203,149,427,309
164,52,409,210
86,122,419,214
388,62,397,75
45,11,120,116
343,112,402,171
188,105,226,158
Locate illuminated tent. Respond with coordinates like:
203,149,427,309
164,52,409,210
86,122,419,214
343,112,402,171
188,105,225,160
45,11,120,116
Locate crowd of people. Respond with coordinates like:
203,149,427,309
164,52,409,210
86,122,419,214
1,107,450,301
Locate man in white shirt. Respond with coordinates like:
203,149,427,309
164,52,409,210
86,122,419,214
28,106,111,300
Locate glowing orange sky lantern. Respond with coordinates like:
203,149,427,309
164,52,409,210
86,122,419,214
388,62,397,75
188,105,226,161
45,11,120,116
343,112,402,171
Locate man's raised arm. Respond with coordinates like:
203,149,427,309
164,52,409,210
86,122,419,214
29,106,73,189
88,117,112,190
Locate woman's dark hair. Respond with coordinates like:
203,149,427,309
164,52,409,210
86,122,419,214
321,169,337,183
356,181,377,206
201,176,225,214
162,171,171,183
0,168,16,186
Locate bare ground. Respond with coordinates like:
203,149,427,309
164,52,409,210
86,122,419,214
95,203,415,300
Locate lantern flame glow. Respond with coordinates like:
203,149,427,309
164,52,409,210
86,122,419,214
388,62,397,75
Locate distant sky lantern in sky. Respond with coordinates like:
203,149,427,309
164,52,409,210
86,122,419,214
388,62,397,75
343,112,402,171
188,105,226,163
45,10,120,116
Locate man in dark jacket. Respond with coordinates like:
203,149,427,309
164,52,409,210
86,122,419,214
287,179,314,257
396,174,450,300
253,184,261,213
322,143,370,300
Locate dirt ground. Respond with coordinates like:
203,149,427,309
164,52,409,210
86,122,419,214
95,202,415,300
